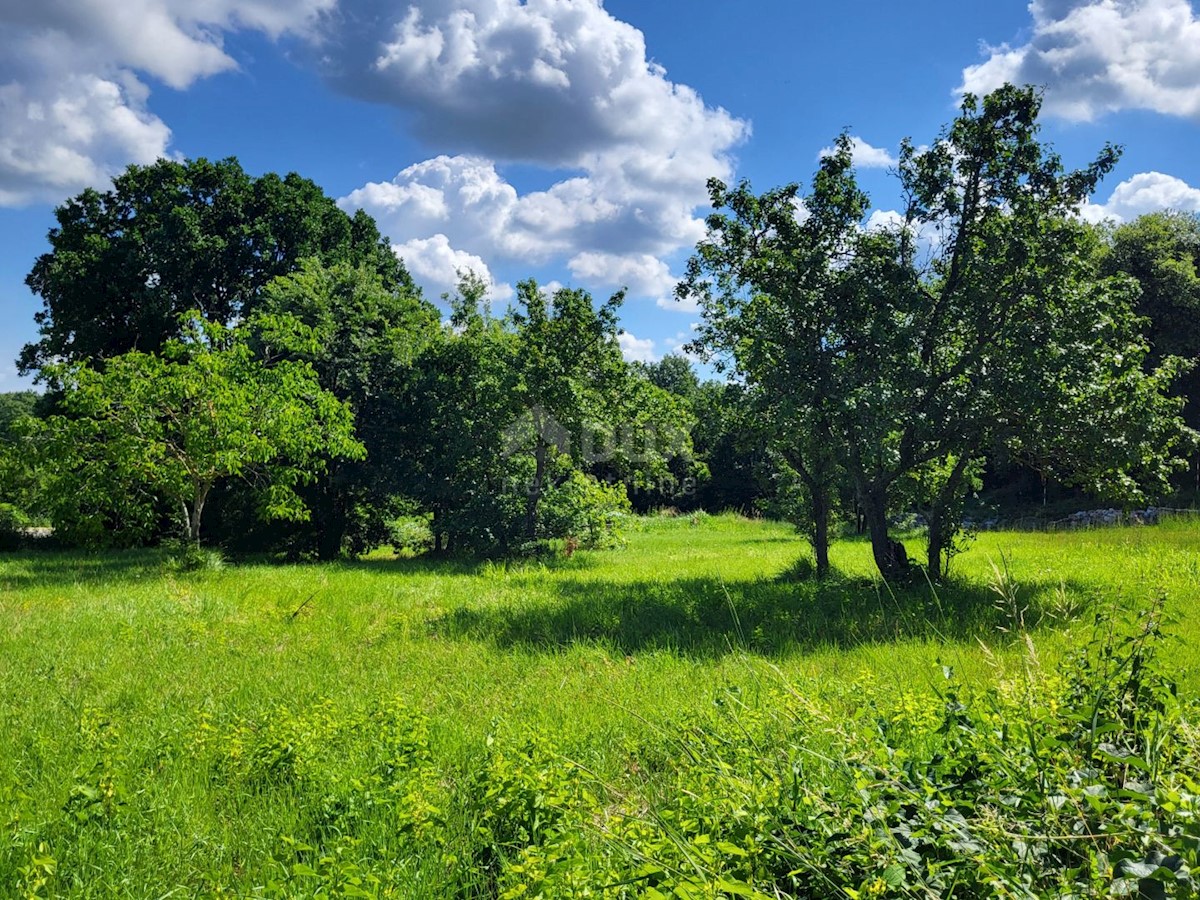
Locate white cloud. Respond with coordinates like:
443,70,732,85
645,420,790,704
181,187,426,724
960,0,1200,121
820,136,897,169
335,0,748,306
663,325,702,363
324,0,747,168
0,0,332,205
618,331,657,363
865,209,906,232
393,233,512,300
658,295,697,314
1079,171,1200,222
568,252,677,300
3,0,747,318
0,73,170,205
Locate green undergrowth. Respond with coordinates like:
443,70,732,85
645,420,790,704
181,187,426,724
1,515,1199,896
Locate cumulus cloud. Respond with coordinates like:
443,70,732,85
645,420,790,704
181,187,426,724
568,252,677,300
960,0,1200,121
820,136,897,169
1079,171,1200,222
392,233,512,300
0,73,170,205
4,0,747,318
334,0,747,306
320,0,746,167
0,0,331,205
618,331,657,363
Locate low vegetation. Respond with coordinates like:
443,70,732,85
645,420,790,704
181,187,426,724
2,515,1198,897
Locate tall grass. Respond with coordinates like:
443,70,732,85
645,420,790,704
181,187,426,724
0,515,1197,895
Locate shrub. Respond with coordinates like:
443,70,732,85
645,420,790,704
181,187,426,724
539,468,632,549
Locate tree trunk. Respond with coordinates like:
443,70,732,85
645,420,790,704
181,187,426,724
314,462,349,561
779,448,832,578
926,455,972,582
189,482,212,545
811,486,831,578
926,520,946,583
861,486,907,580
525,436,547,540
317,486,346,562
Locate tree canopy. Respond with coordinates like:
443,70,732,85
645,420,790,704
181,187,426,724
31,317,363,547
243,258,440,558
681,85,1190,579
20,157,409,375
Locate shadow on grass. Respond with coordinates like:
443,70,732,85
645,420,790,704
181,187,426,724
431,566,1095,658
339,550,603,579
0,549,165,589
0,544,603,589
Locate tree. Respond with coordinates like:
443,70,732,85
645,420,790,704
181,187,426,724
391,276,692,555
20,157,408,375
882,87,1186,577
246,259,440,558
1103,211,1200,370
506,280,629,539
634,355,701,401
507,280,693,540
0,392,43,544
392,281,525,554
679,138,871,576
0,392,38,441
682,85,1189,580
1102,211,1200,490
33,317,363,546
691,382,774,514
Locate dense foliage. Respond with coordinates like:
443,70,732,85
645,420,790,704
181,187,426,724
680,86,1191,579
3,84,1198,564
25,317,364,548
20,157,408,374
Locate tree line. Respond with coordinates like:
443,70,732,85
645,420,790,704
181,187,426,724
1,85,1197,578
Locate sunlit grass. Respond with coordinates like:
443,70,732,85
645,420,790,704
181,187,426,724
1,514,1197,894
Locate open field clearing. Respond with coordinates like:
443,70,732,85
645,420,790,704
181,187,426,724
2,515,1199,897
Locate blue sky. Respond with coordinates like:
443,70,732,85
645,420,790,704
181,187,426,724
3,0,1200,386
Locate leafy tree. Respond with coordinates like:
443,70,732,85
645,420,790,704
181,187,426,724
0,392,38,441
0,392,51,543
679,138,870,576
1102,211,1200,490
884,88,1186,576
32,317,363,546
502,280,691,540
20,157,408,375
691,382,773,514
245,259,440,558
682,85,1189,580
393,276,691,554
506,280,630,539
389,276,525,554
634,355,701,401
1104,211,1200,369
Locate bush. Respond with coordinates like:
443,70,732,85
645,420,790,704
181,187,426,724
538,468,632,550
387,514,434,555
161,538,225,572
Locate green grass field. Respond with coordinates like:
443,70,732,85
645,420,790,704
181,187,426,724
2,515,1198,897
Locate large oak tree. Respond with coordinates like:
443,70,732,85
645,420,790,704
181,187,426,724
20,157,409,375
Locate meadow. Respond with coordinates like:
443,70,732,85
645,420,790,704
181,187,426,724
1,515,1198,898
